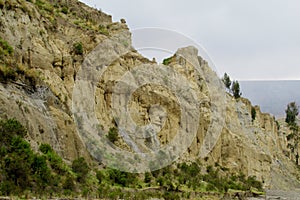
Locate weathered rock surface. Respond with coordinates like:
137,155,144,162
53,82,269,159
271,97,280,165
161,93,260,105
0,0,299,190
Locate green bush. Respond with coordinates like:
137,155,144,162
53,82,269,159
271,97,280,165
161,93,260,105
0,119,36,194
0,118,264,196
163,191,180,200
108,168,137,187
96,170,105,184
63,175,75,190
251,107,256,122
222,73,232,90
32,155,52,188
0,118,100,197
39,143,67,177
156,176,164,186
35,0,44,7
244,176,262,190
163,56,172,65
0,37,13,58
47,150,65,174
107,127,118,143
231,81,242,99
0,118,27,142
72,157,89,183
74,42,83,55
39,143,53,154
61,7,68,14
285,102,299,126
144,172,152,183
0,65,17,82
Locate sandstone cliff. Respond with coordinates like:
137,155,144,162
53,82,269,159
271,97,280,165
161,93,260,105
0,0,299,190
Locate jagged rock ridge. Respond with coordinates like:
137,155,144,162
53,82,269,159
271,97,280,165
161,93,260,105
0,0,299,190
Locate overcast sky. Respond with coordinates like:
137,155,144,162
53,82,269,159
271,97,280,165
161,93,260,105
80,0,300,80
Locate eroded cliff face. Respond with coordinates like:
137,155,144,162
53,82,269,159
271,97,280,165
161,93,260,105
0,0,121,161
0,0,299,189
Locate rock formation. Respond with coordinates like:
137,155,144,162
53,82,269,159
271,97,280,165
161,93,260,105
0,0,299,190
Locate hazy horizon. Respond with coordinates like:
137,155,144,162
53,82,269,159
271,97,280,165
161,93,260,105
240,80,300,118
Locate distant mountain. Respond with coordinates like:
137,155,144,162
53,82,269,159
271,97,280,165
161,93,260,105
240,80,300,118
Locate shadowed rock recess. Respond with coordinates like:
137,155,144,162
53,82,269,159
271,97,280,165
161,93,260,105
1,0,300,196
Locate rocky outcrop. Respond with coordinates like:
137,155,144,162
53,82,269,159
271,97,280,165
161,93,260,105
0,0,125,161
0,0,299,189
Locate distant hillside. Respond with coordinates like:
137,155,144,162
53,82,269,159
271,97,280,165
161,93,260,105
240,80,300,118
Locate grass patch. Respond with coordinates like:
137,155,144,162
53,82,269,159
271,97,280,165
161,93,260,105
73,42,83,55
0,63,41,88
99,24,109,36
163,56,173,65
35,0,54,13
61,6,68,14
0,65,17,82
0,37,13,59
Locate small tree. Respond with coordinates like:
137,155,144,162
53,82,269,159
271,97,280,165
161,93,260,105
72,157,89,183
222,73,232,90
251,107,256,122
285,102,300,165
231,81,242,99
285,102,299,126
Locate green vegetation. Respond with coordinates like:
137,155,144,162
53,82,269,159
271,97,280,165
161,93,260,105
107,127,118,143
285,101,299,126
0,118,41,195
163,56,173,65
222,73,242,99
35,0,54,13
72,157,90,183
285,102,300,165
0,37,41,85
222,72,232,90
0,65,17,82
0,37,13,60
231,80,242,99
251,106,257,122
0,64,40,87
95,163,262,199
98,24,109,36
0,118,263,198
106,168,138,187
26,0,111,35
74,42,83,55
0,118,93,197
61,6,68,14
72,20,110,35
159,163,263,193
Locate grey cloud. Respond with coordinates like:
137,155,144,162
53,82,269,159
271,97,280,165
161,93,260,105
80,0,300,80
